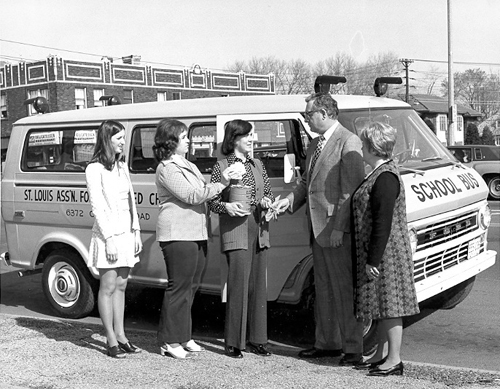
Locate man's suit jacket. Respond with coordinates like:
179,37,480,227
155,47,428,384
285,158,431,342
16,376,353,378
286,124,364,247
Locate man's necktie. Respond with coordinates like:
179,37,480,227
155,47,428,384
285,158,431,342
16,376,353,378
309,135,325,175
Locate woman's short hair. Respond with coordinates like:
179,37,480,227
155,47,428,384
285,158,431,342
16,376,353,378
90,120,125,170
360,121,397,159
221,119,253,156
153,119,187,161
305,92,339,119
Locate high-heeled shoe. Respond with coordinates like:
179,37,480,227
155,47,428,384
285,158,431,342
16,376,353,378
181,339,204,352
354,355,387,370
107,344,126,359
160,343,191,359
368,361,404,376
118,340,141,353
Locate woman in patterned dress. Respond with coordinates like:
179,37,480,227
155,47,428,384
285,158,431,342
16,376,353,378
86,120,143,358
351,122,419,376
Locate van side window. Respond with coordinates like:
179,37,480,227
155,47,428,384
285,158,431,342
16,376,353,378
22,128,96,172
130,126,157,173
188,123,217,174
252,120,308,178
474,148,482,160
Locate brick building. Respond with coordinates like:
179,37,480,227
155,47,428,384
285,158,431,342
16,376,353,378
0,56,275,155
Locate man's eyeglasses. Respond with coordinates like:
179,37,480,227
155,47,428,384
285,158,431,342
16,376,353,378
304,109,321,118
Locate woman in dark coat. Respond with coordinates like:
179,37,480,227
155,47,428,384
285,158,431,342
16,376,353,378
351,122,420,376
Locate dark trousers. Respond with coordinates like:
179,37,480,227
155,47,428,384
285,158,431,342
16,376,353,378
157,240,207,345
311,236,363,354
224,216,268,350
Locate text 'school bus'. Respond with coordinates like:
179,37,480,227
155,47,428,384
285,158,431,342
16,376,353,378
1,81,496,352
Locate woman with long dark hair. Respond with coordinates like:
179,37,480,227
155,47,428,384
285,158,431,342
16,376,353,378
86,120,143,358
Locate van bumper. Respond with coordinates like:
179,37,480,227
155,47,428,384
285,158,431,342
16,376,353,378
0,251,11,267
416,249,497,303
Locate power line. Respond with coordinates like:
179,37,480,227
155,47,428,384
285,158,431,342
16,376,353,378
413,58,500,67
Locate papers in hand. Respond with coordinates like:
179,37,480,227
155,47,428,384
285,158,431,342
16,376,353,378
229,162,246,180
265,195,281,222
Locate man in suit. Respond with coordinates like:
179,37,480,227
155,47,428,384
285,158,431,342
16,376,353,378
274,92,365,365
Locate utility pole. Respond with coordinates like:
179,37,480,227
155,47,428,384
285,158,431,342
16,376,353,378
447,0,456,145
399,58,414,102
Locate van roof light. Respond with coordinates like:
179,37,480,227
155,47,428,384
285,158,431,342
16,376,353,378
99,95,121,106
373,77,402,97
23,96,49,114
314,75,347,93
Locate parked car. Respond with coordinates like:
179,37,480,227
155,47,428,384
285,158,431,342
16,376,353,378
447,145,500,199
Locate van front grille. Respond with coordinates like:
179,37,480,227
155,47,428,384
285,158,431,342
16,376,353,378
416,211,478,252
413,238,484,282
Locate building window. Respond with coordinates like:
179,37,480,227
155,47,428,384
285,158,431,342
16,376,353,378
439,114,447,133
75,88,87,110
172,92,181,100
93,89,104,107
27,89,49,115
457,116,463,131
1,94,6,118
124,90,133,104
157,92,167,102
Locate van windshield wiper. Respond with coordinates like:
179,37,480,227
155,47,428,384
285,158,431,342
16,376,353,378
399,166,425,176
421,156,443,162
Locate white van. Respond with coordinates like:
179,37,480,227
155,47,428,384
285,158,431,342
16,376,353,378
1,87,496,351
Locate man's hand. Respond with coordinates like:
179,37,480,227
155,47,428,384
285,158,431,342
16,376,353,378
330,229,344,248
271,198,290,214
225,202,251,217
260,196,273,210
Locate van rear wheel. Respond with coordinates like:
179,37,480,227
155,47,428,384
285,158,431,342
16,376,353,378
42,250,97,319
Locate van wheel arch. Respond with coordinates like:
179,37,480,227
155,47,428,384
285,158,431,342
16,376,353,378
41,249,98,319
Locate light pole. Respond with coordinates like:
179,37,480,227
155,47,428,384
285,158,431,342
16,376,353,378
447,0,456,145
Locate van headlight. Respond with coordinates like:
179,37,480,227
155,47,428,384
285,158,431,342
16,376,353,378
478,204,491,230
408,227,418,255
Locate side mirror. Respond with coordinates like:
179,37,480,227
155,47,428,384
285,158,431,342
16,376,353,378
284,153,300,184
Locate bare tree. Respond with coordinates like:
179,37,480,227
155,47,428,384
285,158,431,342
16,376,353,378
312,52,357,94
442,68,500,120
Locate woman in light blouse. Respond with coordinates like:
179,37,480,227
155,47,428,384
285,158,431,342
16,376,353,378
208,119,275,359
86,120,143,358
153,119,237,359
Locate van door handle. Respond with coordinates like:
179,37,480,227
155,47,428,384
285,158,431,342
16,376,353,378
14,210,25,218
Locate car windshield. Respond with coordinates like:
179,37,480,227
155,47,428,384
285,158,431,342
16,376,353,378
339,108,456,171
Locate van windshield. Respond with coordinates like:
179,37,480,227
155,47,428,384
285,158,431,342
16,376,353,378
339,108,455,171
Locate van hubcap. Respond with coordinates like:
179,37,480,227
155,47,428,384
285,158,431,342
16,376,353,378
47,262,80,307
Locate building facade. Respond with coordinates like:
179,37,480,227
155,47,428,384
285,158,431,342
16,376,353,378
0,56,275,154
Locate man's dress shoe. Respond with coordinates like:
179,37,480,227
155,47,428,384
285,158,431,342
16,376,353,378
298,347,343,358
338,353,363,366
354,356,388,370
247,342,272,356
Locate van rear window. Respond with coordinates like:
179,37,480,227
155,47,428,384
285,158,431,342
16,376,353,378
22,128,97,172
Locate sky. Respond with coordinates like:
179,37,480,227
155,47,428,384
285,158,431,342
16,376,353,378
1,0,499,85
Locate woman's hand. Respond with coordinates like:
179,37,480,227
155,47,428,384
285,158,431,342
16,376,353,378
225,202,251,217
105,237,118,262
366,264,380,279
134,230,143,256
220,166,244,186
260,196,273,209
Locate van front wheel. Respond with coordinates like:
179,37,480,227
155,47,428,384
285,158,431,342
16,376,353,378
42,250,97,319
